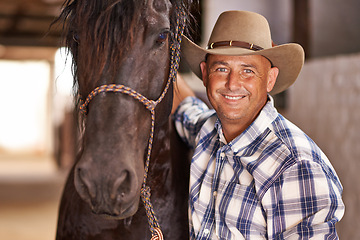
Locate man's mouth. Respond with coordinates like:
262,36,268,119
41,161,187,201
224,95,246,100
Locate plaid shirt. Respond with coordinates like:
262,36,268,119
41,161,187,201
173,96,344,240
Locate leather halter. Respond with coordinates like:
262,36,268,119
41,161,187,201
78,10,185,240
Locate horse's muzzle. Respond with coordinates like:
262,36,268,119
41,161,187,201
74,158,142,219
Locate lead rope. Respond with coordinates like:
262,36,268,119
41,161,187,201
78,9,186,240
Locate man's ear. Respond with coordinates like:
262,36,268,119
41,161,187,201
267,67,279,93
200,61,208,87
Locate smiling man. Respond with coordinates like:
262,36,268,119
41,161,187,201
200,54,278,142
173,11,344,239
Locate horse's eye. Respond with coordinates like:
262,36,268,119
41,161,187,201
73,33,80,43
156,31,169,44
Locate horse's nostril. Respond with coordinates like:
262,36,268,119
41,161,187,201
112,170,135,202
116,192,126,202
75,166,97,201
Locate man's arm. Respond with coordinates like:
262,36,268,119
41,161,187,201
172,74,215,148
265,160,345,239
172,73,196,114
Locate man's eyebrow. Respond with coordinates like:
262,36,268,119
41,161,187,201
241,63,257,69
210,61,230,67
209,61,260,72
211,61,257,68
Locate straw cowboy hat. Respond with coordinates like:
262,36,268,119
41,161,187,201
181,10,305,95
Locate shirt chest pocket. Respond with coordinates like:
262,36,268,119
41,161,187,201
214,181,267,239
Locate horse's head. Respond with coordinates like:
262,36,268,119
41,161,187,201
58,0,188,219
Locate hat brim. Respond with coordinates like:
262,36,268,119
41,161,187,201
181,35,305,95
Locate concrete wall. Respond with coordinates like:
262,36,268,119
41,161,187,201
283,53,360,239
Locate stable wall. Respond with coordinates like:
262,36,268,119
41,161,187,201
201,0,360,58
283,52,360,239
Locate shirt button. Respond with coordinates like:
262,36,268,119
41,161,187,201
220,152,225,158
203,228,210,236
213,191,217,197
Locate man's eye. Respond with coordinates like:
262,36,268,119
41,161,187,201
216,68,227,72
244,69,254,74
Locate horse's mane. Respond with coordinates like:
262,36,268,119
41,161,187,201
55,0,193,97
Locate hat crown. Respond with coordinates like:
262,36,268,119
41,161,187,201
208,11,272,49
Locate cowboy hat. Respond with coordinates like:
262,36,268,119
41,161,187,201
181,10,305,95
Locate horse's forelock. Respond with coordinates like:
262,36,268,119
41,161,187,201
56,0,192,98
63,0,141,88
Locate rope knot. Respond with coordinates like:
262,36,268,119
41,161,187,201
146,100,157,111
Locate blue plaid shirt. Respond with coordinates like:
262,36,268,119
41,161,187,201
173,96,344,240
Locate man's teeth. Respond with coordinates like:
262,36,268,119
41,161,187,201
225,95,244,100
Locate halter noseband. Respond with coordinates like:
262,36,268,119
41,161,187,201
78,10,185,240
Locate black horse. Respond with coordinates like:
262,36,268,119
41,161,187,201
55,0,194,239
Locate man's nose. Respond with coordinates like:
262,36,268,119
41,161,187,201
225,71,243,90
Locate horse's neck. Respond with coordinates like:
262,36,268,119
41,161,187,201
149,118,191,198
147,120,172,191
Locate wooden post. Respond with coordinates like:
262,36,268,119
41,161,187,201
293,0,311,59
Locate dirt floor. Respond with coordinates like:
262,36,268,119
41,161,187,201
0,155,67,240
0,201,60,240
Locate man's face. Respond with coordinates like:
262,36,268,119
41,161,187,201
200,54,278,129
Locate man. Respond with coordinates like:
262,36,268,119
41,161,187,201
173,11,344,239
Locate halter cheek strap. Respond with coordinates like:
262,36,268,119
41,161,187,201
78,9,186,240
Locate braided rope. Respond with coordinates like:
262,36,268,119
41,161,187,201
79,84,156,114
78,9,186,240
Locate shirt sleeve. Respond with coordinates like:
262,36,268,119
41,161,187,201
173,96,215,149
264,160,345,239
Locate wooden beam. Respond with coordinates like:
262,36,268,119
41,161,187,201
0,35,62,48
0,0,62,47
293,0,311,59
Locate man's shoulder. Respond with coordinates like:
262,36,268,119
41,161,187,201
270,114,322,160
251,114,337,198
